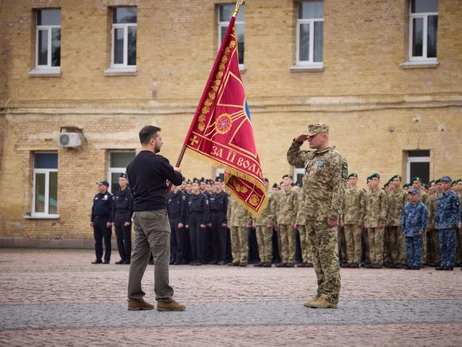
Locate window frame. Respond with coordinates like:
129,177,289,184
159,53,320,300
295,1,324,68
31,153,59,218
108,150,136,193
31,9,61,75
408,1,438,62
406,152,430,184
109,7,137,72
217,3,245,70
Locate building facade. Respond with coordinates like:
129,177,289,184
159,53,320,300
0,0,461,246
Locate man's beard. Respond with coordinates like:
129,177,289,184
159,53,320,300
154,144,161,153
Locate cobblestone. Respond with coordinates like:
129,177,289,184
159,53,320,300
0,249,461,346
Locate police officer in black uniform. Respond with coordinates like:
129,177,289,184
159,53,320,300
167,183,188,264
90,180,113,264
186,178,210,265
208,177,229,265
112,173,133,265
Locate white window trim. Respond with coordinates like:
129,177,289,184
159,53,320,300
108,151,136,192
218,6,245,69
296,17,324,66
110,22,137,70
31,168,59,218
406,156,430,183
409,9,438,62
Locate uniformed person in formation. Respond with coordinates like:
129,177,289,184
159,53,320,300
411,177,431,265
435,176,460,271
112,173,133,265
341,173,364,268
253,178,277,267
90,180,113,264
426,180,439,266
384,174,408,269
227,196,252,267
401,188,428,270
185,178,210,266
275,174,298,267
208,177,229,265
167,183,187,265
287,123,347,309
363,173,387,268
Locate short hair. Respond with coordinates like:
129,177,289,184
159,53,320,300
139,126,161,145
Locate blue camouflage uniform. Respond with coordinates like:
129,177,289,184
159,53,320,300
401,200,428,268
435,190,460,268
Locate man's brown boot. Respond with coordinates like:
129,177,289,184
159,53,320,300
309,298,338,309
157,300,186,312
128,299,154,311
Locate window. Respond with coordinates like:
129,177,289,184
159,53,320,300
215,168,225,182
108,151,136,192
293,167,304,187
32,9,61,73
296,1,324,67
32,153,58,217
409,0,438,61
406,150,430,184
109,7,137,72
218,4,245,67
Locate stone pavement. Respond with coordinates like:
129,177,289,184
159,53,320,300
0,249,461,346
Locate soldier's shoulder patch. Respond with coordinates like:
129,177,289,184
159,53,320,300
341,161,348,180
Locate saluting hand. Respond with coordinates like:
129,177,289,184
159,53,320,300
295,134,308,143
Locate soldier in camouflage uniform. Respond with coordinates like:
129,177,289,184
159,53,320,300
227,196,252,267
287,123,347,309
253,178,277,267
401,188,428,270
435,176,460,271
275,174,298,267
411,177,431,265
384,175,408,268
363,173,387,268
342,173,364,268
295,187,313,267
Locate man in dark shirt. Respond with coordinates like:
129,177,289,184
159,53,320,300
167,184,187,265
126,125,185,312
90,180,113,264
208,177,229,265
112,173,133,265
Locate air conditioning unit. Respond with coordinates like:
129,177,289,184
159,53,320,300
58,133,82,148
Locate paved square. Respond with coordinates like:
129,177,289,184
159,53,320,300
1,249,461,346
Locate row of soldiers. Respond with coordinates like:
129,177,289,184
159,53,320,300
168,173,462,269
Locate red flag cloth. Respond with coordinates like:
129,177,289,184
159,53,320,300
184,16,267,216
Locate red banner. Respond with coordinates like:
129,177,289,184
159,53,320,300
184,16,267,216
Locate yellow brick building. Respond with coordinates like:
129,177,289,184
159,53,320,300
0,0,461,247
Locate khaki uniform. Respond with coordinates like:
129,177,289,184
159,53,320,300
295,189,313,264
343,186,365,264
384,189,408,265
287,142,347,305
364,189,387,265
276,187,297,264
227,197,252,265
426,193,440,265
254,191,277,264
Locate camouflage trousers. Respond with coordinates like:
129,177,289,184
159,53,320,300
338,226,347,263
367,227,384,265
230,226,248,264
297,225,313,264
421,231,427,264
455,228,462,265
383,226,406,265
344,224,362,264
278,224,296,263
307,220,341,305
405,236,423,268
255,225,273,263
362,228,370,264
426,228,441,265
439,228,456,268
